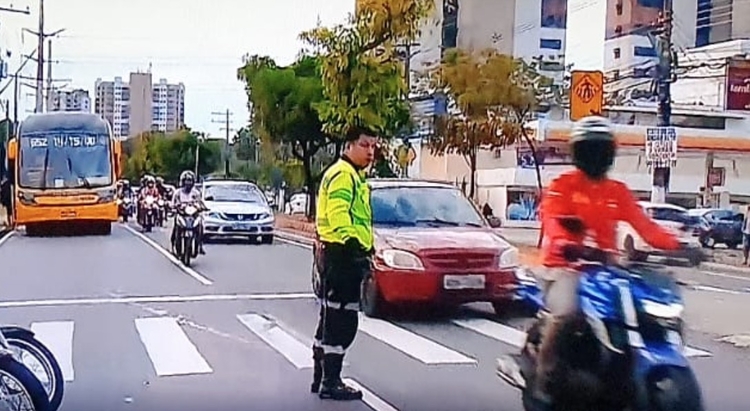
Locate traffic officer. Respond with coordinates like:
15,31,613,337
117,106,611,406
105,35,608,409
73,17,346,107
311,126,377,401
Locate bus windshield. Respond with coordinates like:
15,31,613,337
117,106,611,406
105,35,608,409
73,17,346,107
18,134,113,189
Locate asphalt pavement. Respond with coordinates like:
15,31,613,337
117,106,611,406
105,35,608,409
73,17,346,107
0,223,747,411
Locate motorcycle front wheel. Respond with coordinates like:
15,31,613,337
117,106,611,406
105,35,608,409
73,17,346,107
5,335,63,410
647,366,704,411
0,355,51,411
181,236,192,266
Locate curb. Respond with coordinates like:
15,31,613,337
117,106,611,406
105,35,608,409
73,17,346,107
700,261,750,276
275,229,314,247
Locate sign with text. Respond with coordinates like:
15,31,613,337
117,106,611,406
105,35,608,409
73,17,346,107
645,127,677,168
725,59,750,111
570,70,604,121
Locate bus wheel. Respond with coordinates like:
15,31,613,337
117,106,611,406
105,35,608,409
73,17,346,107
25,224,42,237
98,223,112,235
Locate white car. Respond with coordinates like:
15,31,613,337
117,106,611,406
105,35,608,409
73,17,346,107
617,201,701,262
285,193,308,215
201,180,274,243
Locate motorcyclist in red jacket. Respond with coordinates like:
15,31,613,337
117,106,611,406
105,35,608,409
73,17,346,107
497,115,702,404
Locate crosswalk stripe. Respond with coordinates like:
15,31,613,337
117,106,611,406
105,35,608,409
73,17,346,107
451,318,526,348
342,378,399,411
358,314,476,365
30,321,75,382
237,314,313,369
134,317,213,376
452,318,713,358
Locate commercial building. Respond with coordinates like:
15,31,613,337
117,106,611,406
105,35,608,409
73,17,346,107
48,89,91,112
94,71,185,139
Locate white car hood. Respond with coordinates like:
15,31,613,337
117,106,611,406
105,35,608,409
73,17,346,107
205,201,269,215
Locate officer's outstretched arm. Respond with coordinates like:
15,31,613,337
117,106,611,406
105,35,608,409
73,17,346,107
326,172,356,242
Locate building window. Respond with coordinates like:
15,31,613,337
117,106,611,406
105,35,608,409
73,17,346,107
613,48,621,58
634,46,657,57
616,1,623,15
633,67,652,78
637,0,663,8
539,38,562,50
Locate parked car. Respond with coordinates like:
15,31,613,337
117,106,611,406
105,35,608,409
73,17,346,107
687,208,744,249
312,179,521,318
201,180,274,243
285,193,308,215
617,201,702,263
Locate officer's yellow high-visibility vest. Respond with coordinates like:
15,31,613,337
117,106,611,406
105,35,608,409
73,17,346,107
315,158,373,251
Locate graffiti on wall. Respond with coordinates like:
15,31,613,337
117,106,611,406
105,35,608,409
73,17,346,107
506,189,540,221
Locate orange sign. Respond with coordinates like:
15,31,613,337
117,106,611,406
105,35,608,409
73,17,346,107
570,70,604,121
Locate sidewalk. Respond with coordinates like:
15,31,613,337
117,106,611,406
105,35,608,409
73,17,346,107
274,214,542,265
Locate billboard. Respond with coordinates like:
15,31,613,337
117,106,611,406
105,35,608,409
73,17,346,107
725,60,750,111
541,0,567,29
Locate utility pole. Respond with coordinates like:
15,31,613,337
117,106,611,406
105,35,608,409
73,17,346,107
21,0,65,113
650,0,673,203
211,109,233,178
45,39,52,111
397,41,419,96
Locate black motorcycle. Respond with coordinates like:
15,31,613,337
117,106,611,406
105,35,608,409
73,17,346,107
171,203,202,266
139,195,158,232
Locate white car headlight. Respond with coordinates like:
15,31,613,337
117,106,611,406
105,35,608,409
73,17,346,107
642,300,683,318
499,247,519,269
379,249,424,271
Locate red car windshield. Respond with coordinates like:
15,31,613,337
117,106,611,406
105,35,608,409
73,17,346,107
371,186,485,228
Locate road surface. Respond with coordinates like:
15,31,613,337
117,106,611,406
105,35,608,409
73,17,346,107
0,224,747,411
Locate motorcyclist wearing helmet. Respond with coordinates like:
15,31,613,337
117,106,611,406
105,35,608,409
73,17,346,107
155,176,169,198
497,116,695,404
171,170,206,254
138,176,161,225
118,179,133,198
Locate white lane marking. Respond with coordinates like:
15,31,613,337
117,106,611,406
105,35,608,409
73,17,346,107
689,285,746,295
134,317,213,376
0,230,15,247
451,318,526,348
699,267,750,282
121,224,213,285
0,292,316,308
358,314,476,365
30,321,75,381
342,378,399,411
453,317,713,358
237,314,312,369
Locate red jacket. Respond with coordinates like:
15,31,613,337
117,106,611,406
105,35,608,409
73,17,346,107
540,169,680,268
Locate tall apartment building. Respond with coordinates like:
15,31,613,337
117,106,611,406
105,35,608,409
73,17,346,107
410,0,569,91
94,71,185,139
48,89,91,112
696,0,750,47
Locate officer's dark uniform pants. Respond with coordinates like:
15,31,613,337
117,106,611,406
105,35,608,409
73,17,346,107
312,242,370,388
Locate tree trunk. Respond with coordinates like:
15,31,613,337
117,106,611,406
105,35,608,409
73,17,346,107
469,146,477,200
302,153,317,222
523,132,544,248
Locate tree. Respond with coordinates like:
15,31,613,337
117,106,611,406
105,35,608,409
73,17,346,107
238,55,329,218
121,130,221,182
427,48,531,199
298,0,431,139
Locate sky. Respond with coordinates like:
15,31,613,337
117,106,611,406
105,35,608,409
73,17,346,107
0,0,604,138
0,0,354,137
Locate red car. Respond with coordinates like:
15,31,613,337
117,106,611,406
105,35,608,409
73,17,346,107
312,179,521,318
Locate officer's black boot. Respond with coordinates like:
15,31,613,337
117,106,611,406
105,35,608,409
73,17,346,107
318,354,362,401
310,346,324,393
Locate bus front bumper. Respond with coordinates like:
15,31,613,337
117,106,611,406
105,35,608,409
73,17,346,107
15,202,118,225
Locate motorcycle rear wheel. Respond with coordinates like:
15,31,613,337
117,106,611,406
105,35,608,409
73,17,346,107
647,366,704,411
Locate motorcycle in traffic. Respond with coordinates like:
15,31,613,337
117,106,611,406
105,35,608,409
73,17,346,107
139,195,158,232
0,326,52,410
116,196,134,222
171,203,203,266
497,231,706,411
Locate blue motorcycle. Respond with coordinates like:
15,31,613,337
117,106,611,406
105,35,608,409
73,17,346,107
498,245,705,411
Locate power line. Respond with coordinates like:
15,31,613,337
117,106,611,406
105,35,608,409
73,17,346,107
211,109,233,177
21,0,66,113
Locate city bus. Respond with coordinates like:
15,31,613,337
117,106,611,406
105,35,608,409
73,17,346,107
6,112,121,235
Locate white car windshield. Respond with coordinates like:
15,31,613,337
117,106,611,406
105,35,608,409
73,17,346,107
204,185,264,203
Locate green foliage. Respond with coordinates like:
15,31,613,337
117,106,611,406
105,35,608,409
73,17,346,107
122,130,221,183
427,48,554,198
299,0,431,139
